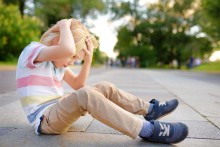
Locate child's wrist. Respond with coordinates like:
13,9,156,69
84,58,92,64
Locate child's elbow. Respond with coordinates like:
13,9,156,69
62,45,75,57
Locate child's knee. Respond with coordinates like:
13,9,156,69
76,86,93,98
94,81,115,90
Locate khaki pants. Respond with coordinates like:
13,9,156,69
40,81,150,139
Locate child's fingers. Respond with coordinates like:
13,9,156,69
57,19,71,27
89,39,94,49
85,39,92,51
84,48,90,55
85,37,94,51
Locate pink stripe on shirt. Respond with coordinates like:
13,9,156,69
26,45,42,69
17,75,62,88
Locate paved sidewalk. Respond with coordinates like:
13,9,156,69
0,68,220,147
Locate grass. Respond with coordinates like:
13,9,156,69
0,60,103,70
193,61,220,73
0,59,219,73
0,59,17,66
0,59,18,70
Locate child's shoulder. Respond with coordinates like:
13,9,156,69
23,41,46,53
27,41,44,48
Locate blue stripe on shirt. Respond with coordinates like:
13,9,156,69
27,99,57,123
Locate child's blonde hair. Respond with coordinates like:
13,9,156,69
40,18,99,54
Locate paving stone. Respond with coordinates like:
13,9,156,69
160,104,206,121
0,101,29,128
1,69,220,146
1,127,220,147
0,91,18,107
144,70,220,118
86,119,122,135
0,127,178,147
169,91,220,118
179,138,220,147
166,120,220,139
206,117,220,129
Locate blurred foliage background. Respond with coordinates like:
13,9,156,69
0,0,220,68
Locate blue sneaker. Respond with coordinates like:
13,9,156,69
142,120,188,144
144,99,178,121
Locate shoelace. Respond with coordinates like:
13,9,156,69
159,102,166,106
159,123,170,136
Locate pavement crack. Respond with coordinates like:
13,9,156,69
0,127,17,136
187,137,220,141
84,118,95,132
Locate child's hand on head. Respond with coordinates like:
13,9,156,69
57,19,71,28
84,36,94,62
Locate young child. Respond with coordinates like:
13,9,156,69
16,18,188,144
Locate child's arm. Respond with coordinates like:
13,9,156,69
35,19,75,62
63,38,94,90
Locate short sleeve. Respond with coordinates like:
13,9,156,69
21,42,46,70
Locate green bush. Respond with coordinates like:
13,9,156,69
92,48,107,66
193,61,220,72
0,2,41,61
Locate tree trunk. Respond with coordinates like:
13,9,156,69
19,0,25,18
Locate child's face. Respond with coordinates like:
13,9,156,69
53,50,85,68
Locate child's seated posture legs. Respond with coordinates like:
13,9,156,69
16,18,188,144
40,81,187,143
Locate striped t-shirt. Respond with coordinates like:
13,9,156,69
16,42,66,134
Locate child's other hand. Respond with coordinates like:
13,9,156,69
84,37,94,63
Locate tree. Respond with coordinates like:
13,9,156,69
138,0,198,68
92,48,107,66
2,0,106,29
34,0,106,26
115,23,157,67
199,0,220,41
0,1,41,61
2,0,25,17
1,0,107,64
113,0,210,68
